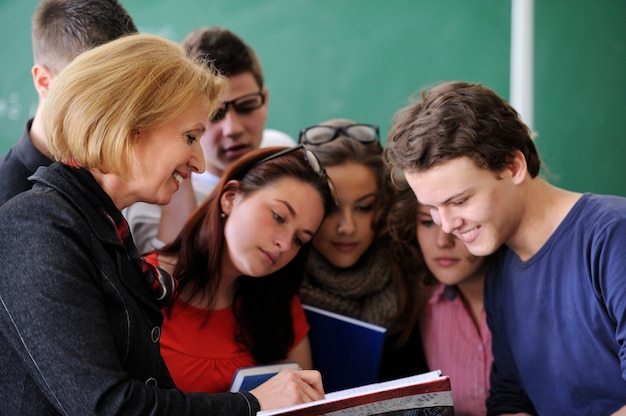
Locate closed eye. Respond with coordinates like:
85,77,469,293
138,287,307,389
419,219,435,227
186,134,198,144
356,203,374,213
452,197,468,206
273,211,285,224
418,210,436,227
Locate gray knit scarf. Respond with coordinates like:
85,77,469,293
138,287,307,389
299,242,398,327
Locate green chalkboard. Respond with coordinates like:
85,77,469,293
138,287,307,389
0,0,624,196
533,1,626,196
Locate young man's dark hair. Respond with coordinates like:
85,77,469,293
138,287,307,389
385,80,626,416
0,0,138,206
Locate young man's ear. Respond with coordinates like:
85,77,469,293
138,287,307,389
220,180,242,217
509,150,528,185
32,64,54,99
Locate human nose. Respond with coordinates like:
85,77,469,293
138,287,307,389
273,229,293,252
435,226,455,248
189,141,206,174
438,207,461,234
221,107,244,138
337,209,356,235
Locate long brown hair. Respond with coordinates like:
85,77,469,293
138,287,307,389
305,119,424,346
160,146,335,363
304,119,393,239
383,183,430,345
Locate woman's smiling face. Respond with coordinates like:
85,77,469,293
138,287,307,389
129,96,209,206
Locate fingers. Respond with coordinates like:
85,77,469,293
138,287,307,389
250,369,325,411
294,370,325,401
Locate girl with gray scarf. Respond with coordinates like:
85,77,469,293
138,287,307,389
298,119,429,381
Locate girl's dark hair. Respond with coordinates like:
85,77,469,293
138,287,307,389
160,146,335,363
387,186,433,281
306,120,393,240
308,120,423,346
385,186,431,345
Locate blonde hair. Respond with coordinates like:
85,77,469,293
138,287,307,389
43,33,227,178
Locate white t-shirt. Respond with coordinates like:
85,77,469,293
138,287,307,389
261,128,296,147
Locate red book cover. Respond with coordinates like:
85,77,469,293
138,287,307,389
258,370,453,416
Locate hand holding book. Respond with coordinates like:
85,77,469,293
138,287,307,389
257,370,452,416
230,362,302,392
249,369,325,412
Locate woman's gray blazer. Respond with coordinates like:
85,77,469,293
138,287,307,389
0,163,259,415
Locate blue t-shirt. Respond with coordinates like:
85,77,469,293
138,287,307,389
485,193,626,415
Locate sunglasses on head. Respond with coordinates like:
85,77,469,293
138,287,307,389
210,91,265,122
245,144,338,206
298,123,380,146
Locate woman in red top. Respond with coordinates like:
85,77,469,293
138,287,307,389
148,145,336,393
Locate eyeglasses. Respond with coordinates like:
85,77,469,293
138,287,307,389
247,144,338,205
211,91,265,122
298,123,380,145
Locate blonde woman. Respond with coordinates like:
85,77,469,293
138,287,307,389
0,34,323,415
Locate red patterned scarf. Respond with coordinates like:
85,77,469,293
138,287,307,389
105,211,178,307
63,162,178,307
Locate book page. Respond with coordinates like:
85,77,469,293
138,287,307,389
323,370,442,402
257,370,448,415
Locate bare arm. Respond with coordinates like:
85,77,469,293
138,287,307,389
612,405,626,416
286,335,313,370
250,369,324,411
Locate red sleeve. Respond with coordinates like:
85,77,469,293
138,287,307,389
289,295,310,351
143,252,159,267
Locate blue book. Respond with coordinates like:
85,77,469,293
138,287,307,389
303,304,387,393
229,362,301,392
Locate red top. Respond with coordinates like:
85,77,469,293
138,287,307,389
146,253,309,393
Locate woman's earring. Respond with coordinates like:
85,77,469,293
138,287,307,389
220,212,226,219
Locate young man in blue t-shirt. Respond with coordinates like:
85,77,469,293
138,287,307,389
385,81,626,416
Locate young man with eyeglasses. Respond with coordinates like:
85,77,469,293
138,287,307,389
125,26,294,253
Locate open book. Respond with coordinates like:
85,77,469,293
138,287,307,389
229,362,301,392
257,370,453,415
303,304,387,392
